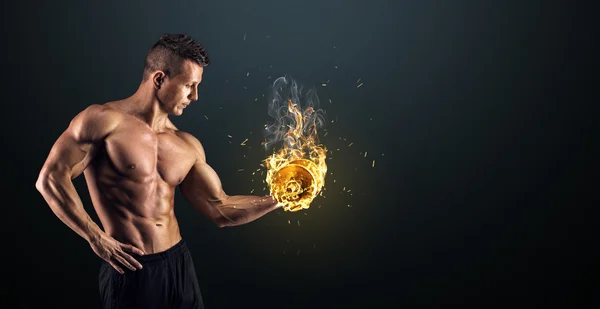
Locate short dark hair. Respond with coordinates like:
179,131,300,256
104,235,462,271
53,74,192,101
142,33,210,81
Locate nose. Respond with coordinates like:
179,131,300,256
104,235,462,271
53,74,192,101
189,86,198,101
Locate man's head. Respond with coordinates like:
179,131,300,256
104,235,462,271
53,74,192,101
143,34,210,116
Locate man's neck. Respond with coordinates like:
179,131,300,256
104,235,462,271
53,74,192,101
123,85,170,132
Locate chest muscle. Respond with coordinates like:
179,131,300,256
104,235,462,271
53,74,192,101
103,128,195,186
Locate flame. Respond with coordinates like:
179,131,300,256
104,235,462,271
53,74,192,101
262,80,327,212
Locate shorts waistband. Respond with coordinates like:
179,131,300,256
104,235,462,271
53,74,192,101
136,239,188,264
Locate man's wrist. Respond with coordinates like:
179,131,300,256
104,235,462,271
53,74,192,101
266,195,281,207
85,220,104,244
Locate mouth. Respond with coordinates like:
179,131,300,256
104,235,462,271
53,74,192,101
182,103,189,108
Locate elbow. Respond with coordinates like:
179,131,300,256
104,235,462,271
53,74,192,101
35,172,48,193
213,215,230,228
210,196,232,228
36,170,63,194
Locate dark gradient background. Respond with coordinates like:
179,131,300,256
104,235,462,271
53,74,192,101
1,0,594,308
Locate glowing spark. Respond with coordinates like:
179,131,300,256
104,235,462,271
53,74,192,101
348,142,353,147
204,115,208,120
241,138,248,146
243,33,246,40
364,152,368,157
357,83,364,88
372,160,375,168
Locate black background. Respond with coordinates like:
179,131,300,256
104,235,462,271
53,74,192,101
1,0,594,308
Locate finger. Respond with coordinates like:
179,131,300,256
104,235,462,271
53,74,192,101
122,252,143,270
121,244,146,256
113,254,136,271
108,260,124,275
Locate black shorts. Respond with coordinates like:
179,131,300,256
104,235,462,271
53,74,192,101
98,239,204,309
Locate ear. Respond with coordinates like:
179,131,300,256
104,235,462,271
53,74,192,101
153,71,166,89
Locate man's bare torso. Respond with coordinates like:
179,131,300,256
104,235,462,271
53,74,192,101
84,101,197,254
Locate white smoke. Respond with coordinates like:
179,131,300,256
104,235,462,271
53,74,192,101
263,76,327,152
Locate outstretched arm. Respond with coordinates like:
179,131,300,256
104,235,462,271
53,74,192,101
179,133,280,228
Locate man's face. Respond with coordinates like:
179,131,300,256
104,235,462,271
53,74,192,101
156,59,204,116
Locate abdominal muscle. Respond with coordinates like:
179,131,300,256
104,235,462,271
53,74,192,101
83,163,183,255
104,210,182,255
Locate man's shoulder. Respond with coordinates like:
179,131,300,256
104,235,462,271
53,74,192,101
69,103,124,139
77,103,124,123
174,130,205,160
175,130,202,147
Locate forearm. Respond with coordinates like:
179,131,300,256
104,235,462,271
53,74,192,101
215,195,280,227
36,172,104,243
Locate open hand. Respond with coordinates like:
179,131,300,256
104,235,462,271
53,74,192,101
89,233,145,274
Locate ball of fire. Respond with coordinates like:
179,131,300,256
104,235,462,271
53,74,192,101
264,99,327,212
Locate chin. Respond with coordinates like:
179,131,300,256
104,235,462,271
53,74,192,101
169,106,184,116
